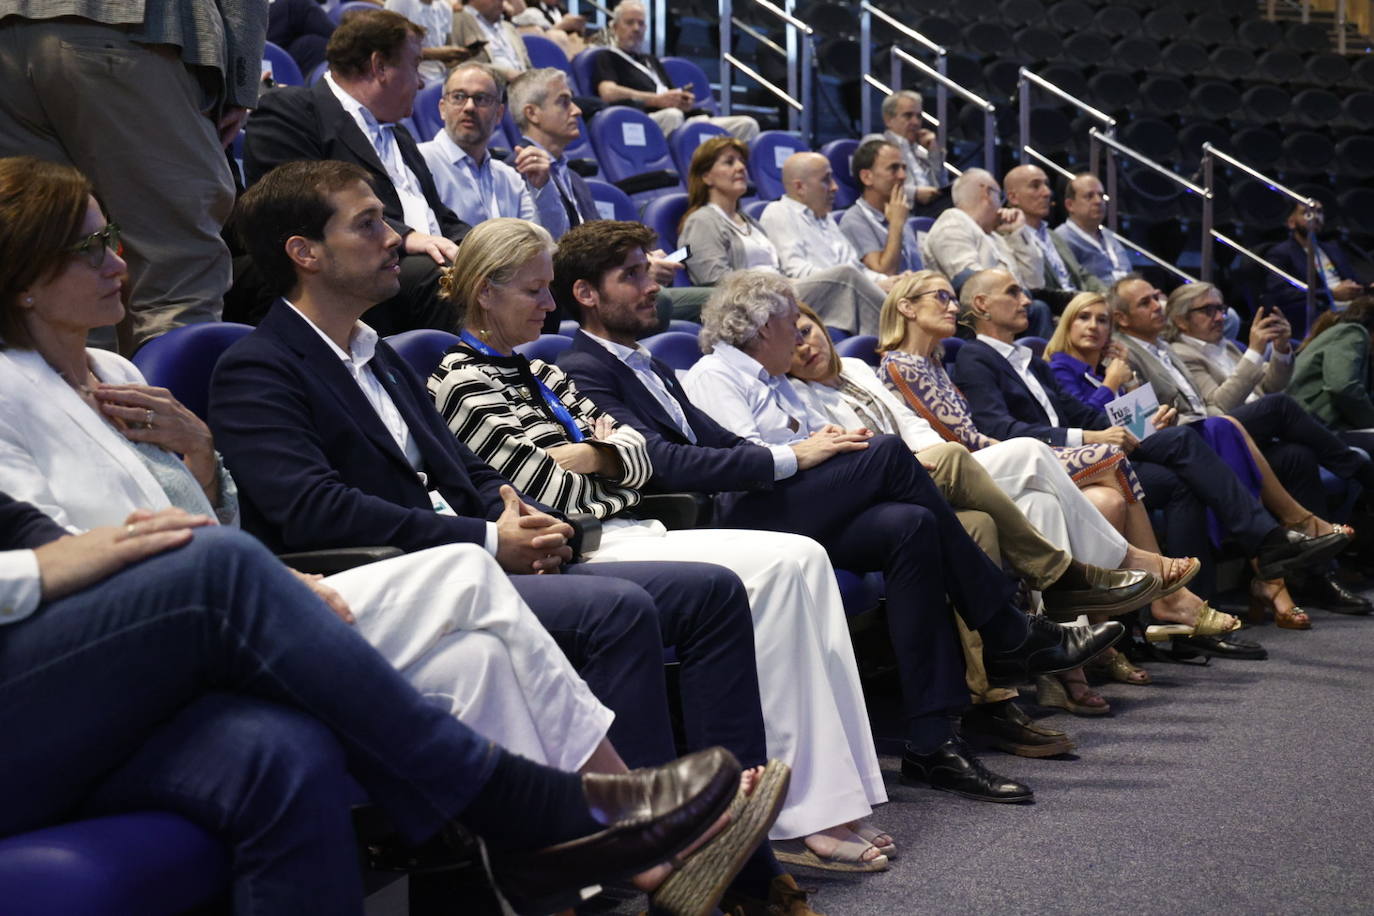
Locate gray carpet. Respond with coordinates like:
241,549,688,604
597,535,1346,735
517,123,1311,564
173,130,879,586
585,592,1374,916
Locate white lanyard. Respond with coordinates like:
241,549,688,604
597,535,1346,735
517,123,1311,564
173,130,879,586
609,47,668,92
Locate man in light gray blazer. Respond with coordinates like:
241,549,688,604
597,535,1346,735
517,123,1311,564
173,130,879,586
0,0,268,353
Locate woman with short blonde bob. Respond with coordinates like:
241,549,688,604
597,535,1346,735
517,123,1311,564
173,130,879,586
429,216,897,879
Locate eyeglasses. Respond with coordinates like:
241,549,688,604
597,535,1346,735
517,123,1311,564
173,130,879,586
1187,303,1224,318
66,223,122,269
444,91,500,109
909,289,957,305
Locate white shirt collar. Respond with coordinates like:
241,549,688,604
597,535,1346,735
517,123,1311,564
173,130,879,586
325,71,384,130
1179,333,1228,361
780,194,830,228
710,341,773,382
586,329,653,364
283,299,378,369
432,127,488,169
977,333,1023,363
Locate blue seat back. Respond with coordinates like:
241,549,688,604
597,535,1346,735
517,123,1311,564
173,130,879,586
661,56,719,115
939,336,963,371
330,1,378,25
643,331,704,370
741,198,770,221
748,131,810,200
386,329,462,378
1018,335,1048,361
563,115,595,162
667,319,702,335
0,813,228,915
411,83,445,143
523,33,572,77
827,326,851,342
909,215,935,234
570,48,606,97
262,41,305,87
835,334,880,367
132,323,254,421
641,192,690,252
308,61,330,86
583,178,638,221
586,108,677,187
820,138,860,210
671,121,728,175
515,333,575,362
558,319,581,337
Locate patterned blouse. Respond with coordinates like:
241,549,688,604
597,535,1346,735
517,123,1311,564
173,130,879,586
429,344,653,519
879,349,1144,502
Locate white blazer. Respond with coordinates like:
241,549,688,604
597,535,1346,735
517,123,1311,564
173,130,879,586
0,347,176,532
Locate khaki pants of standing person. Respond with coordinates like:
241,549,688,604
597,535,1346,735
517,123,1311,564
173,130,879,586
0,19,235,353
952,508,1021,705
648,107,761,143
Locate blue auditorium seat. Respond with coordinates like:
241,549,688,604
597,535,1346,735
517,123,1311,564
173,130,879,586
262,41,304,87
132,323,254,421
386,329,462,378
827,327,851,343
522,33,571,76
741,199,770,222
642,192,690,253
569,48,605,98
411,83,444,143
834,569,885,618
0,813,229,916
835,334,880,367
820,138,860,210
660,57,719,115
515,334,574,362
748,131,810,201
667,319,702,335
329,1,378,25
583,178,638,221
643,331,704,371
586,108,680,200
1018,336,1048,361
671,121,727,175
558,319,581,337
939,336,964,371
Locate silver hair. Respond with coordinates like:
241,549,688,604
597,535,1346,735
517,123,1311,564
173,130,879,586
699,270,797,353
881,89,924,121
951,167,995,209
1162,281,1218,341
508,67,567,131
611,0,646,24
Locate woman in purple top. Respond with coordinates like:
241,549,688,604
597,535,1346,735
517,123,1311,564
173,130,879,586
1047,292,1331,630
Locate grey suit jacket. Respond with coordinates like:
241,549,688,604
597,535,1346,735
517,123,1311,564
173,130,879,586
1115,333,1215,422
1169,336,1293,415
0,0,269,108
1046,230,1105,293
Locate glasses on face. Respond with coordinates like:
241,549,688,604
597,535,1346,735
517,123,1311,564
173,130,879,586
1187,303,1224,318
909,289,956,305
66,223,122,269
445,91,499,109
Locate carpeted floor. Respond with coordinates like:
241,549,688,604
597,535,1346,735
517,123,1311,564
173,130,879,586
581,590,1374,916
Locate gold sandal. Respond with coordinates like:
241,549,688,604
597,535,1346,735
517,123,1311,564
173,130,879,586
1144,603,1240,642
1089,649,1152,686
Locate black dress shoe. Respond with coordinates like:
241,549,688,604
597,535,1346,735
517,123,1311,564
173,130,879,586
900,738,1034,803
1173,632,1268,660
984,615,1124,685
1041,565,1163,619
1290,572,1373,615
1254,528,1351,580
962,700,1075,758
490,747,743,913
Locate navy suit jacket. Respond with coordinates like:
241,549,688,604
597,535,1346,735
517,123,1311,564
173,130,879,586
244,79,469,243
954,338,1109,445
0,492,65,550
1263,236,1357,317
208,302,535,555
558,331,775,494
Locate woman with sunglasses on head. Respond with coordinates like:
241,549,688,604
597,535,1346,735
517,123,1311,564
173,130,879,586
1047,291,1346,630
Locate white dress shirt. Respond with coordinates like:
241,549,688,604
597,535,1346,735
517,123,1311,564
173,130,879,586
0,548,41,625
759,196,886,286
465,6,524,72
384,0,454,85
1029,221,1073,288
588,333,801,480
681,343,828,479
418,129,542,227
1137,335,1206,415
325,72,441,236
977,334,1082,446
284,302,500,553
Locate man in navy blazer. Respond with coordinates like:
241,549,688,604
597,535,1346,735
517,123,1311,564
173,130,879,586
208,159,774,807
552,220,1136,803
238,8,471,336
954,268,1340,619
1263,202,1367,334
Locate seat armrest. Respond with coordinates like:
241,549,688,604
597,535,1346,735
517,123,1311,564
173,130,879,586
634,493,713,530
277,546,404,575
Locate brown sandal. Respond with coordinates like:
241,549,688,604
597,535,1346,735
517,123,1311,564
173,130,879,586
1249,577,1311,630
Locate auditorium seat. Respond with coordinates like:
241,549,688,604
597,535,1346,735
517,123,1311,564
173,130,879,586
132,323,254,421
1139,75,1189,117
1337,187,1374,236
1355,55,1374,90
1061,30,1111,66
1341,91,1374,129
1335,136,1374,178
386,329,463,378
569,48,605,98
1047,0,1093,32
329,1,376,25
1094,4,1142,37
963,21,1016,56
1236,17,1283,50
1188,12,1234,47
1089,69,1140,112
586,108,680,199
1208,45,1254,81
515,334,574,362
1143,7,1188,41
1190,81,1243,122
1113,36,1160,71
1284,21,1330,53
1000,0,1047,27
642,331,704,370
1230,126,1282,169
582,178,637,221
1037,63,1089,102
641,192,690,253
916,14,961,46
1241,84,1291,124
983,60,1023,101
1160,39,1210,78
1290,88,1342,128
1027,106,1074,153
820,138,860,210
748,131,811,201
661,57,721,115
1232,178,1294,225
411,83,444,141
1281,131,1335,173
522,33,572,76
1018,336,1048,360
835,335,880,367
1018,25,1063,63
742,199,770,221
670,121,727,176
262,41,305,87
1177,121,1230,169
1255,47,1303,84
1306,51,1352,87
558,319,581,337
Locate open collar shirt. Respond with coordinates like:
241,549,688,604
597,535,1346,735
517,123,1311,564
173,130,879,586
976,333,1082,446
418,129,540,227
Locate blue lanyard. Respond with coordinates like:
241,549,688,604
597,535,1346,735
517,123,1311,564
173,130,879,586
460,331,585,442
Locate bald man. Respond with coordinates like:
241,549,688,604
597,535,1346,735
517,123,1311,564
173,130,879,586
1003,164,1103,296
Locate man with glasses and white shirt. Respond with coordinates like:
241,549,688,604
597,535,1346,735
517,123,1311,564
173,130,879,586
1054,173,1132,289
419,62,558,230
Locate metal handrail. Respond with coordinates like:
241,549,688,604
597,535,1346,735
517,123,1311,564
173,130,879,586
1021,146,1076,182
731,17,787,57
894,47,995,170
568,0,612,22
1091,129,1209,199
1017,68,1116,176
1200,142,1319,328
1020,70,1116,127
1113,233,1198,284
719,0,813,140
859,4,948,142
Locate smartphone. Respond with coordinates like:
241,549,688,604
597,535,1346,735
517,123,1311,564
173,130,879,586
663,245,691,264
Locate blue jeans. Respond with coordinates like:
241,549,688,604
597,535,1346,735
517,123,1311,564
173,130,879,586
0,528,498,914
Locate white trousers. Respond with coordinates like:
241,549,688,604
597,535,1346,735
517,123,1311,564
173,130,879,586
589,521,885,839
324,544,614,773
649,107,761,143
971,438,1130,569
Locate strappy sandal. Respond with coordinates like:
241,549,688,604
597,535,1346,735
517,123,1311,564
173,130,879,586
1288,512,1356,540
847,820,896,861
1144,603,1241,642
1249,577,1312,630
772,835,889,874
1035,671,1111,716
1154,555,1201,598
1088,648,1152,685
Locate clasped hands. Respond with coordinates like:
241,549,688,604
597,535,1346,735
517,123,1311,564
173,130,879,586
790,424,872,470
496,484,574,574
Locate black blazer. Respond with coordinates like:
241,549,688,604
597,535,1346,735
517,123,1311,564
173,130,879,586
558,331,775,494
243,79,469,242
208,301,541,555
0,492,65,550
954,338,1109,445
